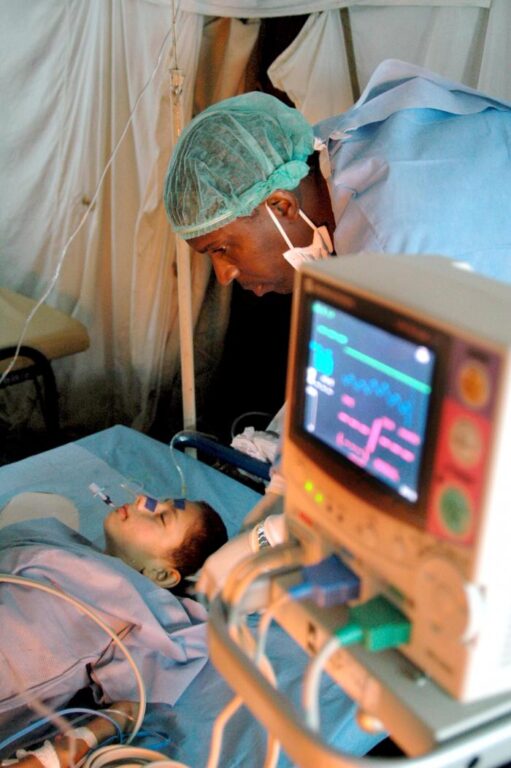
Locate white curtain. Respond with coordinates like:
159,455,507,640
1,0,509,440
0,1,255,436
268,11,354,123
179,0,491,19
268,1,510,124
1,1,201,433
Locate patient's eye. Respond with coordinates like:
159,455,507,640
159,512,166,526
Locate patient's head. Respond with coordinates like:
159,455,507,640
103,495,227,589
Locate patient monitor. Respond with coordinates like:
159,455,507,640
283,252,511,704
209,253,511,766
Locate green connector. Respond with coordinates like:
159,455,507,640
335,595,411,652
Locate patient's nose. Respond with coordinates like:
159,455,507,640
135,495,154,512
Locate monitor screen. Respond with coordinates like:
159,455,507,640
302,298,436,503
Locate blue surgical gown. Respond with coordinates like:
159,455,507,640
314,59,511,284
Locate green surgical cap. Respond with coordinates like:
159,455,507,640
164,91,314,239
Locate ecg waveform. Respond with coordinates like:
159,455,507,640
336,406,421,488
341,373,414,427
305,299,434,498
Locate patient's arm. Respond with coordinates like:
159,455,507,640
196,509,288,602
4,701,138,768
242,490,284,528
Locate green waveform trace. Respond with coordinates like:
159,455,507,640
344,346,431,394
317,324,349,345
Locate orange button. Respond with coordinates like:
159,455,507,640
458,360,490,409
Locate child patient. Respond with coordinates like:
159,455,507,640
0,494,228,768
103,494,227,591
0,491,228,592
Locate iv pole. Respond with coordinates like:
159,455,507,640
169,4,196,433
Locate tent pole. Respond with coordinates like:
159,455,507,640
170,67,197,433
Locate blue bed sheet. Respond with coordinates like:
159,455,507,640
0,426,382,766
0,425,261,544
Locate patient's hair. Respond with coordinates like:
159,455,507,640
169,500,227,581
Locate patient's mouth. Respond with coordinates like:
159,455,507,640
117,504,129,521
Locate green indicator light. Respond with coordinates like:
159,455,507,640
304,480,314,493
314,493,324,504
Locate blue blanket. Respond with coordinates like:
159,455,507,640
0,518,208,747
0,427,382,766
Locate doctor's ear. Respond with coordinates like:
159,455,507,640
142,562,181,589
265,190,300,219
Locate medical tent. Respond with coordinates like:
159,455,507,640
1,0,510,449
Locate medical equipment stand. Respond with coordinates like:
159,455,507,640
208,563,511,768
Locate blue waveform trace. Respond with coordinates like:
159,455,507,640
341,373,414,426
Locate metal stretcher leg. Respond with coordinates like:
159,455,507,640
0,345,60,442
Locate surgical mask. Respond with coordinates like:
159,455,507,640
265,204,333,269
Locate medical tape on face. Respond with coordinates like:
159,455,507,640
142,495,185,512
143,496,158,512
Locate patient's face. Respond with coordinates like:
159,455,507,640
103,496,202,571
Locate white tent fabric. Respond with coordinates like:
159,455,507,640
1,0,510,440
177,0,491,19
268,11,354,124
1,1,202,432
268,2,510,124
195,16,261,110
0,2,237,435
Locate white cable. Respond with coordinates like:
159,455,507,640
205,623,280,768
302,633,343,732
240,624,280,768
205,695,243,768
255,592,291,666
223,542,303,627
144,762,190,768
252,595,292,768
230,411,272,440
0,574,146,742
83,745,186,768
253,587,310,763
0,24,172,387
213,545,302,766
169,431,189,498
146,762,190,768
168,428,220,498
1,647,85,765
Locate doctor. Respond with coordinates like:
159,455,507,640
165,60,511,596
164,59,511,292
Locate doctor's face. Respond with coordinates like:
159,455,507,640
188,206,296,296
103,495,203,571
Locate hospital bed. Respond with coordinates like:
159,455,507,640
0,425,382,768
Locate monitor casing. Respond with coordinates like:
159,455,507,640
283,253,511,702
